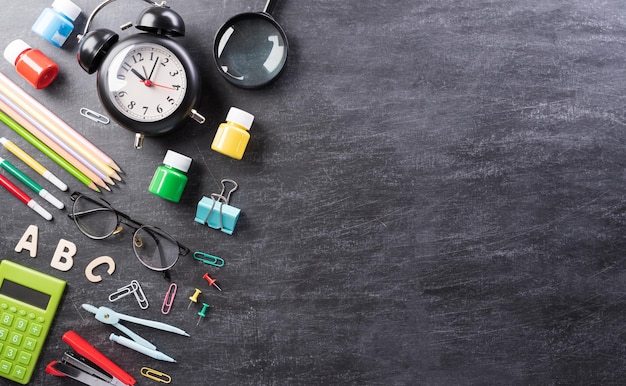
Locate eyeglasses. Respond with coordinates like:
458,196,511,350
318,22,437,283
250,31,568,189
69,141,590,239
68,192,190,273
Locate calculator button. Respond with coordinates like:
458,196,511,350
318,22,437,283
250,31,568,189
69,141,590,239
36,316,45,323
0,360,10,374
27,323,42,337
0,329,7,342
23,338,36,351
18,310,26,317
1,313,13,326
17,351,31,366
5,346,17,360
9,307,16,313
9,333,22,346
27,313,35,320
12,364,26,380
15,318,27,332
0,304,6,310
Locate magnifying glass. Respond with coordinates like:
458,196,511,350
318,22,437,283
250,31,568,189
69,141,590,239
214,0,288,88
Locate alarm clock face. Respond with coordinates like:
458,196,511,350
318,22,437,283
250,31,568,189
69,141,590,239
97,34,202,137
104,42,187,122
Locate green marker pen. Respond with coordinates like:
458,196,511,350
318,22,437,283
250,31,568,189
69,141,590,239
0,156,64,209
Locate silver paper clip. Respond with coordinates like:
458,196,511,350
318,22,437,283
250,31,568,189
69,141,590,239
79,108,110,124
132,280,149,310
109,280,149,309
108,282,136,302
193,251,225,267
161,283,177,315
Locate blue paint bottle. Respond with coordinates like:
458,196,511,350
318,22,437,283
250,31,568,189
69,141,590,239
32,0,82,48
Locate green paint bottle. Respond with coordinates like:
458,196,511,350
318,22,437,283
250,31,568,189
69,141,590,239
148,150,192,202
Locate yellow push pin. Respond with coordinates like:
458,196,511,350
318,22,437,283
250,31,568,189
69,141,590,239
196,303,210,326
187,288,202,309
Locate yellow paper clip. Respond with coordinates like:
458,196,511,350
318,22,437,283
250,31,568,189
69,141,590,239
141,367,172,384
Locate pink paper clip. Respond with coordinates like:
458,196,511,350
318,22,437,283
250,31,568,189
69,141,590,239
161,283,177,315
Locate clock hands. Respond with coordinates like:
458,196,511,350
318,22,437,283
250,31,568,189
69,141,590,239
147,57,159,81
143,82,177,91
131,68,146,82
130,67,176,90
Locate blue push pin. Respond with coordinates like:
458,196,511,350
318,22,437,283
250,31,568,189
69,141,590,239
194,179,241,235
196,303,210,326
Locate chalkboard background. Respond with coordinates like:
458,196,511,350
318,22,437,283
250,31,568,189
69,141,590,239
0,0,625,385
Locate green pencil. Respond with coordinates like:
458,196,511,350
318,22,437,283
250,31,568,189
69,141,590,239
0,110,100,192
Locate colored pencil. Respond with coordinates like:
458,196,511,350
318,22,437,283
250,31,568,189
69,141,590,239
0,136,68,191
0,92,115,187
0,109,100,192
0,173,52,221
0,99,106,191
0,72,122,179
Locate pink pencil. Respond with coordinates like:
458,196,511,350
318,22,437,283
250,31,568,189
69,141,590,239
0,98,108,191
0,72,121,173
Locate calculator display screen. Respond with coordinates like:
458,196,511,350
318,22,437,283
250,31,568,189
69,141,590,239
0,279,51,310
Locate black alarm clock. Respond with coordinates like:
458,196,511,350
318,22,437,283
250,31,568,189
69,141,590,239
77,0,205,149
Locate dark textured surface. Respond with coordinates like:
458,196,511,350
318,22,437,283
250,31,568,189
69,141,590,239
0,0,625,385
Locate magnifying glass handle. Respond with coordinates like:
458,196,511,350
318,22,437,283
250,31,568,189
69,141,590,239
263,0,278,14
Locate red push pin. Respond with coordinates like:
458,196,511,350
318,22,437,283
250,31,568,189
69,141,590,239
202,272,222,292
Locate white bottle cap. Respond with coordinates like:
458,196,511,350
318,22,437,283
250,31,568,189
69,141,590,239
52,0,82,21
3,39,31,66
226,107,254,130
163,150,192,173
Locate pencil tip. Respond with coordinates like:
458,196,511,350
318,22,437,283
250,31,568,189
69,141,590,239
89,183,101,193
109,162,122,173
111,171,122,181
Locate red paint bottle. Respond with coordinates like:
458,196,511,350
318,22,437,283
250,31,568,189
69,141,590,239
3,39,59,89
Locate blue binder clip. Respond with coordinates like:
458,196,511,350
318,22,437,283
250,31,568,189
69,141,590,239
194,179,241,235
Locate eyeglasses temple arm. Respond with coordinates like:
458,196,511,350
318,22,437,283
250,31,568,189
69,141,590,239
178,243,190,256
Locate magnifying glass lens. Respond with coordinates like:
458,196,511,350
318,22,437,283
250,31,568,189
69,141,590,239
215,15,287,88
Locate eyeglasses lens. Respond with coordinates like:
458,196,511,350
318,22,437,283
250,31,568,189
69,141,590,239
72,195,118,239
132,226,180,271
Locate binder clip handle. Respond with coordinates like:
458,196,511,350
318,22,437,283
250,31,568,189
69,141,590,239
219,178,238,205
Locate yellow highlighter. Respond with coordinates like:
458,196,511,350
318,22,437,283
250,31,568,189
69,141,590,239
0,137,68,191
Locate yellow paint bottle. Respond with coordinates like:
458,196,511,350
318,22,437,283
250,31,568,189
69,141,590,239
211,107,254,160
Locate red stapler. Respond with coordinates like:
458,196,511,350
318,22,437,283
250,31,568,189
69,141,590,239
46,330,136,386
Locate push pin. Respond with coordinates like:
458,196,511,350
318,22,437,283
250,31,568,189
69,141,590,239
202,273,222,292
196,303,210,326
187,288,202,309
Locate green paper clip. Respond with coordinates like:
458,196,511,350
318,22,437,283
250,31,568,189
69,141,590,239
193,251,225,267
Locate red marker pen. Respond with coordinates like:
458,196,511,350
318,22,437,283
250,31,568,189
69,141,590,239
0,173,52,220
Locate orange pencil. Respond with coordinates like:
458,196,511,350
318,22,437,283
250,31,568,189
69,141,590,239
0,72,121,178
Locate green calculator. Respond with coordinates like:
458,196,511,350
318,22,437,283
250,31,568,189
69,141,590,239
0,260,66,384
